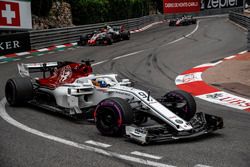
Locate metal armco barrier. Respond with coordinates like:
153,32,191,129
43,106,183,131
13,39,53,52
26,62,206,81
229,11,249,28
229,11,250,51
29,15,164,50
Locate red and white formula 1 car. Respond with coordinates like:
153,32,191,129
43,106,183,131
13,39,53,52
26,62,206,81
169,15,197,26
5,60,223,144
79,25,130,46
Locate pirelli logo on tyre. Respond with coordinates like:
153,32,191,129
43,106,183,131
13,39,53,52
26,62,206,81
163,0,200,14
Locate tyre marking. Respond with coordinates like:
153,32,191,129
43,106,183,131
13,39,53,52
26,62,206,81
92,22,200,66
0,98,175,167
131,151,162,160
85,140,111,148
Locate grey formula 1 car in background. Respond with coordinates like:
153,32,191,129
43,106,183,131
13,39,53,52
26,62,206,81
5,60,223,144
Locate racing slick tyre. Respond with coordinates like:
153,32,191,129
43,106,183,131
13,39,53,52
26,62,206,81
104,35,113,45
169,20,176,26
95,97,133,136
162,90,196,121
121,31,130,40
79,35,88,46
5,77,33,106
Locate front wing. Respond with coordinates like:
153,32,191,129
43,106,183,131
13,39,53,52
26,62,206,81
125,112,223,144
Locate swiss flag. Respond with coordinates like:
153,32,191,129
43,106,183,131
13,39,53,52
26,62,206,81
0,1,20,26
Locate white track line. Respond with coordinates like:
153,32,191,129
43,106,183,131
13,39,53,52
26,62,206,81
92,60,108,66
239,50,247,54
0,98,175,167
194,164,213,167
161,21,199,47
131,151,162,160
112,50,145,60
224,55,236,60
85,140,111,148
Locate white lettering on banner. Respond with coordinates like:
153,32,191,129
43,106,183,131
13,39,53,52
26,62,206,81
0,41,20,50
199,92,250,110
207,0,238,9
1,4,16,24
219,97,250,107
165,2,199,8
13,40,20,48
175,72,202,85
5,41,11,49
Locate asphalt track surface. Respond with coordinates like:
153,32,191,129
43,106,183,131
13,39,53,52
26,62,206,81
0,17,249,167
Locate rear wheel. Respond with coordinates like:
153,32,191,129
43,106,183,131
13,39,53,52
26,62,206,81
5,77,33,106
104,35,113,45
79,35,88,46
161,90,196,121
121,31,130,40
95,97,133,136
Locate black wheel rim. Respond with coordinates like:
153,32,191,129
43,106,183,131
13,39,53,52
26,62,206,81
165,93,188,119
98,107,117,128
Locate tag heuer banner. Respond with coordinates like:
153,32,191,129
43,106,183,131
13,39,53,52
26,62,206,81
163,0,200,14
201,0,243,10
0,0,32,30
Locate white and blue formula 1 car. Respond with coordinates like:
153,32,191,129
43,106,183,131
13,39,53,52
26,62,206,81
5,60,223,144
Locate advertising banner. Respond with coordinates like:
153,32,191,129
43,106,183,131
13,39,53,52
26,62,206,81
163,0,200,14
0,0,32,30
0,32,31,55
201,0,243,10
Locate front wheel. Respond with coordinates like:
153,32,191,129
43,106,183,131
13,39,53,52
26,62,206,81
94,97,133,136
161,90,196,121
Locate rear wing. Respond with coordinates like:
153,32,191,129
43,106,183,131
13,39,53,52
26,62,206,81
18,62,58,77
